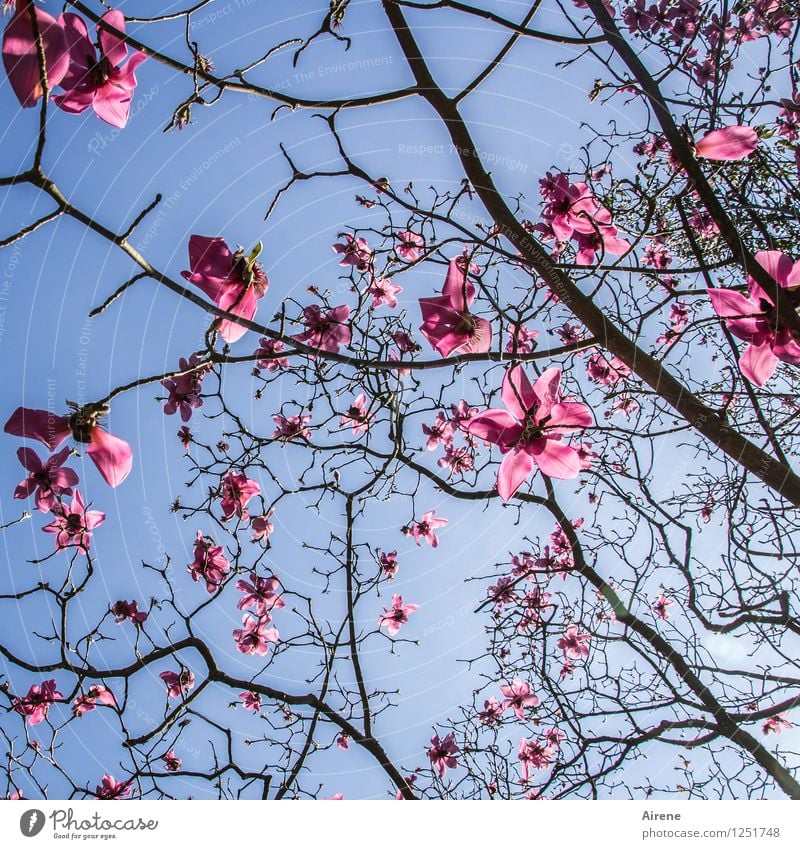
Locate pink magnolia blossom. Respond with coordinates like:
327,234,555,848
42,490,105,553
337,734,349,750
5,404,132,487
240,691,262,712
95,774,132,800
236,573,284,617
162,354,210,422
652,593,673,620
177,426,192,452
378,594,419,636
12,679,62,726
505,323,539,354
573,225,630,265
488,576,518,609
72,685,115,717
162,750,182,772
395,230,424,262
437,445,474,476
271,413,312,441
449,400,477,429
478,697,503,726
518,738,553,781
763,713,792,735
542,727,566,749
586,352,631,386
557,624,591,660
395,774,417,800
2,0,69,107
251,509,275,543
182,235,268,343
466,366,592,501
379,549,399,579
538,172,629,263
428,732,459,778
422,412,455,451
54,11,146,128
500,679,541,720
14,446,78,512
518,588,553,634
332,233,372,270
233,613,279,656
254,337,289,371
708,250,800,386
293,304,352,354
405,510,448,547
160,669,195,699
364,276,402,309
694,126,758,161
419,257,492,357
220,471,261,520
111,599,148,625
558,323,585,346
340,393,372,435
188,531,231,593
577,442,597,470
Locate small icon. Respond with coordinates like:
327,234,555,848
19,810,45,838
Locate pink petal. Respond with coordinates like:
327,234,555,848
467,410,521,446
531,368,562,419
98,10,128,68
739,341,778,387
530,438,582,480
501,365,537,421
2,4,69,107
547,401,593,433
16,446,42,473
497,447,534,501
4,407,71,450
441,257,476,308
86,427,132,487
695,126,758,161
188,235,234,279
707,288,761,318
216,287,258,343
752,250,799,291
92,84,133,128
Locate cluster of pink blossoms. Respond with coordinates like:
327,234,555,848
517,727,566,783
2,6,145,126
422,400,478,478
162,354,211,422
536,172,630,265
233,572,284,656
655,301,690,349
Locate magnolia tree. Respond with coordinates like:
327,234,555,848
1,0,800,801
